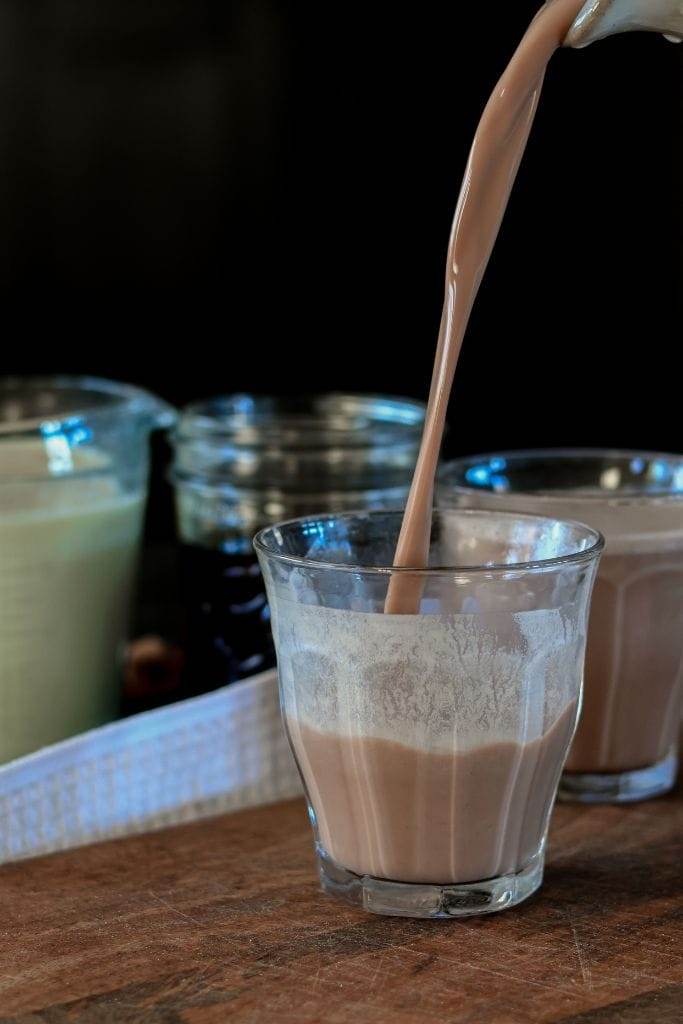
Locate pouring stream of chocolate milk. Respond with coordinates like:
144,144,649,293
385,0,585,613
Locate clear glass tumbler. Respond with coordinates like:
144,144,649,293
255,508,602,918
440,450,683,803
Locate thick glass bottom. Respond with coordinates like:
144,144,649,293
316,845,544,919
558,746,678,804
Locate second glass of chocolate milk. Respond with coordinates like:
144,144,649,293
256,508,602,918
440,451,683,802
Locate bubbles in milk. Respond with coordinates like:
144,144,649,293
276,601,581,752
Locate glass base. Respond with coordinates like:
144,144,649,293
316,846,544,919
558,746,678,804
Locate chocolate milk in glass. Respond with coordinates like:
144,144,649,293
567,529,683,774
269,526,597,890
289,706,576,884
439,454,683,789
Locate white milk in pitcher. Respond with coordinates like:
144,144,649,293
0,440,144,762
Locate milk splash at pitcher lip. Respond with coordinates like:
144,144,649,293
565,0,683,47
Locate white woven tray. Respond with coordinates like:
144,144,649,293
0,669,301,863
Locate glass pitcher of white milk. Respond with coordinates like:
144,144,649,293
0,377,175,763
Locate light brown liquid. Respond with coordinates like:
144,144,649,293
386,0,584,612
289,703,576,884
566,547,683,773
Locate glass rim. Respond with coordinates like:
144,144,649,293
0,376,176,485
440,448,683,504
254,507,605,576
174,392,426,448
0,375,176,438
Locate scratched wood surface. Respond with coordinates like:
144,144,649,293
0,786,681,1024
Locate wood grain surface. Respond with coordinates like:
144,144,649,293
0,785,681,1023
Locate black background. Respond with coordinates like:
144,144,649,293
1,1,680,456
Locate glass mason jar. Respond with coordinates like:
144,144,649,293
255,508,602,918
170,394,426,691
0,376,175,763
439,450,683,803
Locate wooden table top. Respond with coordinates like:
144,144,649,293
1,785,681,1024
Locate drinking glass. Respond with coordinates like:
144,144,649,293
255,508,602,918
440,450,683,802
